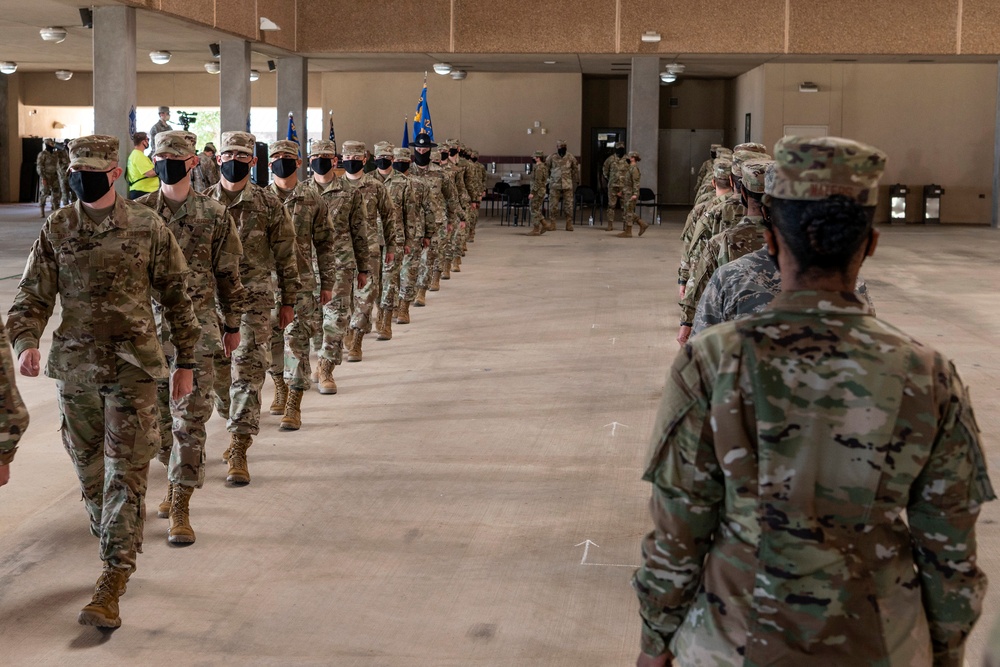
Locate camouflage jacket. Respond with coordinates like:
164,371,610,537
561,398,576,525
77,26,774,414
694,158,713,192
267,181,338,293
7,196,201,383
469,161,488,201
192,153,220,193
55,150,70,179
149,119,172,148
678,195,723,285
304,176,370,274
545,152,580,191
530,163,549,197
0,314,29,465
375,170,422,248
679,215,765,324
627,164,641,197
442,161,471,213
136,189,247,354
457,157,479,203
204,181,301,311
602,154,630,189
409,162,458,233
681,193,745,303
635,290,994,665
692,247,876,334
341,173,404,255
405,174,434,241
36,150,59,176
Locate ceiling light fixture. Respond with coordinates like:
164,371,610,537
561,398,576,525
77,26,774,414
249,69,260,82
641,31,661,43
450,70,467,80
204,61,220,74
799,81,819,93
659,72,677,84
40,27,68,43
209,43,220,59
0,62,17,75
433,63,452,75
149,50,172,65
665,63,685,74
55,70,73,81
543,60,557,65
259,17,280,31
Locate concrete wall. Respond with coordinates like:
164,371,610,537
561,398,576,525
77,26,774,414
730,62,998,224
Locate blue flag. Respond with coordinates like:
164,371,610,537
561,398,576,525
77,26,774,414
286,113,298,145
412,76,434,141
401,118,410,148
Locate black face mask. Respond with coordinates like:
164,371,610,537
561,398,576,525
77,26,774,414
440,152,449,162
310,157,334,175
221,159,251,182
392,161,410,173
154,159,190,186
471,157,478,163
375,158,392,170
615,148,626,158
46,144,54,152
271,158,298,179
68,170,113,203
558,147,567,157
342,159,364,175
449,148,459,157
413,151,431,167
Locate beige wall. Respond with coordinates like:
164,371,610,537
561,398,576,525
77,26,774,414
659,79,727,131
731,62,997,224
4,74,22,203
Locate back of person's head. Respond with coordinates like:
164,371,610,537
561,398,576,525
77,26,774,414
766,136,886,274
133,132,148,147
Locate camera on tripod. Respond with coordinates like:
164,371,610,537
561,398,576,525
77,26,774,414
176,111,198,131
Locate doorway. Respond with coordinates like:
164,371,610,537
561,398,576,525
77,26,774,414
591,127,626,192
658,129,724,205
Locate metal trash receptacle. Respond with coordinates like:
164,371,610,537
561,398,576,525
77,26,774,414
922,184,944,224
889,184,908,222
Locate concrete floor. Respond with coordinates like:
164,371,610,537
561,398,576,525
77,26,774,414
0,202,998,666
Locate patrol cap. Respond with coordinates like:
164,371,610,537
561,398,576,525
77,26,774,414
556,139,567,148
731,149,769,178
309,140,337,156
158,106,170,114
627,151,640,161
268,139,300,158
68,134,119,170
532,150,545,158
614,141,625,149
43,137,55,146
740,158,773,195
712,159,732,181
471,150,479,158
768,136,887,207
220,131,256,156
393,147,412,162
412,133,437,148
444,138,459,148
715,147,733,160
341,140,366,157
374,141,394,158
154,130,196,158
761,161,779,206
202,142,216,153
733,142,767,154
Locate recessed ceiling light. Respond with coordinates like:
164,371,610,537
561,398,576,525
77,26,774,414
149,50,171,65
543,61,557,65
204,61,220,74
55,70,73,81
249,69,260,82
0,62,17,74
40,27,68,43
433,63,452,75
641,31,661,43
665,63,685,74
450,70,467,80
659,72,676,84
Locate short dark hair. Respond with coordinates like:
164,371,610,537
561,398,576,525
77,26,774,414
133,132,148,146
771,195,875,274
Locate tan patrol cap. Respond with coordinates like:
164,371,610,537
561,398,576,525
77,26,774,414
221,131,256,156
733,142,768,154
532,150,545,158
154,130,196,158
393,147,412,161
556,139,567,148
341,140,366,157
768,136,887,207
731,149,769,179
374,141,394,158
712,159,732,181
268,139,300,157
740,158,773,195
309,140,337,157
627,151,640,161
68,135,119,170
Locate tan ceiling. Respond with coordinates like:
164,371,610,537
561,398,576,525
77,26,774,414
1,0,998,80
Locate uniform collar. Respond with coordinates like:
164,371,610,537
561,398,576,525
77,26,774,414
767,290,871,316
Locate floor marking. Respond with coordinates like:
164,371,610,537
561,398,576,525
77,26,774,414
603,421,628,437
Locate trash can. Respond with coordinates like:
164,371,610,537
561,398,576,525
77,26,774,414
889,184,908,222
922,184,943,224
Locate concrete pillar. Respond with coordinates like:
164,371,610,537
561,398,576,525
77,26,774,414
220,40,251,134
628,56,660,196
993,60,1000,229
276,57,308,178
0,73,10,203
93,5,136,196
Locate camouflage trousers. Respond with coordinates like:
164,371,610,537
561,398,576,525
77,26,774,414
624,194,638,230
453,218,468,258
399,244,422,303
418,234,440,289
549,187,574,225
380,251,403,310
434,222,451,273
214,308,271,436
607,185,626,224
314,267,355,365
56,359,158,572
468,204,480,241
270,291,317,391
351,247,384,333
156,350,213,488
530,194,545,227
58,176,73,206
39,171,63,207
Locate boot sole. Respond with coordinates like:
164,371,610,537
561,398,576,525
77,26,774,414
78,610,121,628
226,476,250,486
268,407,285,415
376,334,391,341
168,533,196,545
317,386,338,395
157,508,170,519
347,357,362,362
279,423,300,431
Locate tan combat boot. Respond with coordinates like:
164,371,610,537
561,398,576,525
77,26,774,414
347,330,364,362
39,202,46,218
377,309,393,340
545,219,557,232
442,263,451,280
396,300,411,324
429,272,441,291
414,288,428,306
280,389,303,431
452,258,461,273
317,358,338,394
527,224,542,236
605,218,614,231
637,219,649,237
226,433,252,485
616,227,633,238
565,221,574,231
157,483,173,519
167,484,196,545
269,374,288,415
78,565,129,628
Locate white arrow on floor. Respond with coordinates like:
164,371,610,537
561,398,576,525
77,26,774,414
575,539,600,564
603,421,629,437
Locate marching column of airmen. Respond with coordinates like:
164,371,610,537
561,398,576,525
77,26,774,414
1,128,485,629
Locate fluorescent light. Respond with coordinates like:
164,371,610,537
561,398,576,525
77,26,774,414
659,72,676,84
641,31,661,43
149,50,172,65
204,61,220,74
665,63,685,74
0,62,17,74
259,17,280,30
40,27,68,43
433,63,452,75
55,70,73,81
799,82,819,92
543,60,557,65
450,70,466,80
249,69,260,82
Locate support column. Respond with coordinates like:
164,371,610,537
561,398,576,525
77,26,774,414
220,40,251,134
93,5,136,196
628,56,660,194
276,57,308,178
0,73,11,203
993,60,1000,229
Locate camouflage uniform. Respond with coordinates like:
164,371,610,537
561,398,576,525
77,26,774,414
528,151,549,234
0,313,29,467
55,143,72,206
7,134,200,576
373,143,419,324
392,148,434,315
148,107,172,149
466,150,487,242
619,151,646,236
545,140,579,231
205,132,300,437
407,134,454,299
136,131,246,489
36,139,63,216
602,142,630,230
440,142,470,269
191,146,220,193
455,143,478,253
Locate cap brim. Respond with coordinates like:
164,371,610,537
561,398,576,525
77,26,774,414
69,157,115,170
221,146,254,155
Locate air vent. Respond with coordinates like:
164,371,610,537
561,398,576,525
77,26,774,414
668,97,679,108
908,59,934,63
832,58,857,62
